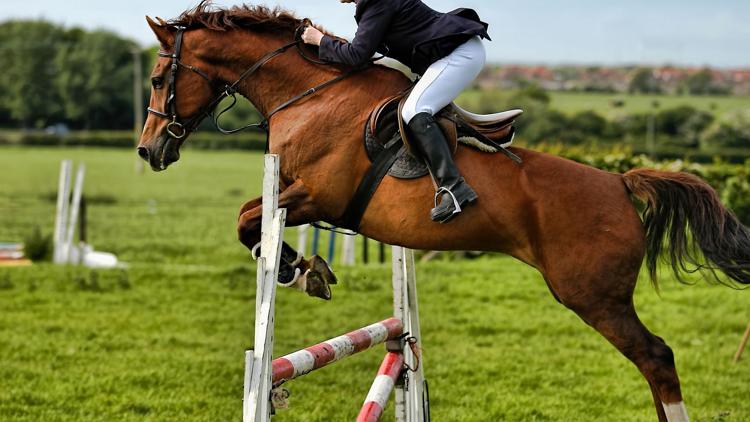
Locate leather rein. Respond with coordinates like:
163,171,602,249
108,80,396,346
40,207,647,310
147,24,370,147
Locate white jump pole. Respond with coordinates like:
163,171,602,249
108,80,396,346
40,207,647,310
53,160,73,264
244,155,287,422
342,231,356,266
297,224,310,257
64,164,86,264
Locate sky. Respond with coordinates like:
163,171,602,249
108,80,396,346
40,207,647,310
3,0,749,68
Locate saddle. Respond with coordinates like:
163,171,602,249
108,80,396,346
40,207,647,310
364,91,523,179
340,91,523,232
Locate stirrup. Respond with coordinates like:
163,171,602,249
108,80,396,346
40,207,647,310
434,187,462,216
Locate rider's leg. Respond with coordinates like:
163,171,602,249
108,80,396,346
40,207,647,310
401,36,486,223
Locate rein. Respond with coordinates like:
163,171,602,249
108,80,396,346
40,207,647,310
147,25,371,151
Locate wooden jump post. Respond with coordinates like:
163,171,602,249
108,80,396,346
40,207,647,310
243,155,429,421
734,321,750,363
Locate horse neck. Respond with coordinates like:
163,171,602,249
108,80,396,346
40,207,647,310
212,30,338,117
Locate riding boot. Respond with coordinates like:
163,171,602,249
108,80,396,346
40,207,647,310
407,112,478,223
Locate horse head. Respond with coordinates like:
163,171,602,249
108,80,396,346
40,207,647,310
137,3,327,172
137,16,220,171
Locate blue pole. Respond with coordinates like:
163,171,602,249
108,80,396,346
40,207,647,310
328,229,336,263
312,226,320,256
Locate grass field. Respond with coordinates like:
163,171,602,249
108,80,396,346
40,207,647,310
1,147,749,421
457,90,750,120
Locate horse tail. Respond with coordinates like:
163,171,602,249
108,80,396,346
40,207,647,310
622,168,750,287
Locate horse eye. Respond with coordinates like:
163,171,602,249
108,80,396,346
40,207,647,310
152,77,164,89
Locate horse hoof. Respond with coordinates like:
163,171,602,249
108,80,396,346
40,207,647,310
301,269,332,300
277,260,298,285
309,255,337,285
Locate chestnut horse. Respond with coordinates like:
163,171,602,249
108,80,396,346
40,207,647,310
137,4,750,421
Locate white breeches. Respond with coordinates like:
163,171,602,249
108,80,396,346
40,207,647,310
401,36,486,124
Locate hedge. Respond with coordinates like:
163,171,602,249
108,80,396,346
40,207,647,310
0,130,267,151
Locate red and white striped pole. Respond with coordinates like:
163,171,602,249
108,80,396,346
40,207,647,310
357,352,405,422
272,318,403,385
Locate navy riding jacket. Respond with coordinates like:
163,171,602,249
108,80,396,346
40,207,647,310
318,0,490,75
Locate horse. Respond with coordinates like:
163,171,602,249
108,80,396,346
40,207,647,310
136,3,750,421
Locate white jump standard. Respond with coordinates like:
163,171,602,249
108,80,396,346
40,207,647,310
52,160,119,268
243,155,429,421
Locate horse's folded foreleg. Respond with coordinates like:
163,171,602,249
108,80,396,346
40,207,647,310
237,180,336,299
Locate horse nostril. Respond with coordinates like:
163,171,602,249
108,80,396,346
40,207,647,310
137,147,150,162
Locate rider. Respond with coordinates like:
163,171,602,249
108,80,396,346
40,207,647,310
302,0,490,223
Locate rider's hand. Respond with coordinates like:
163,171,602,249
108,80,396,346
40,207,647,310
302,26,324,46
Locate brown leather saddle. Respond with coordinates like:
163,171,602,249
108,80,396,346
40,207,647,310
364,90,523,179
340,91,523,231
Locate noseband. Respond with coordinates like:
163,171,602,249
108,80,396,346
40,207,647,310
147,24,374,145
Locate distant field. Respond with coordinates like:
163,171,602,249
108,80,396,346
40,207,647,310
548,91,750,118
458,89,750,119
1,147,750,421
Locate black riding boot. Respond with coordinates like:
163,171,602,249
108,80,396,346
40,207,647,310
407,112,478,223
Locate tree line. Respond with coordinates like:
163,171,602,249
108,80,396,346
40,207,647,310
0,20,154,130
466,85,750,153
0,19,265,132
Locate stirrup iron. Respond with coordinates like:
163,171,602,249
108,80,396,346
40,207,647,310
434,187,462,216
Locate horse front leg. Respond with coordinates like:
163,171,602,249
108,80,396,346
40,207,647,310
238,180,337,300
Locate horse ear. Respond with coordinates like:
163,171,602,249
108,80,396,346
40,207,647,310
146,16,175,50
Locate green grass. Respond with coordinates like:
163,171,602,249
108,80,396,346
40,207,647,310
1,147,750,421
457,89,750,119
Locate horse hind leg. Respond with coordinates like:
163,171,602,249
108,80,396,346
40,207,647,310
566,295,689,421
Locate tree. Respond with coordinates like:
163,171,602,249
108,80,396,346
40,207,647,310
656,106,712,137
678,112,714,148
569,111,607,139
512,83,551,105
523,109,569,143
701,110,750,150
683,68,730,96
628,68,661,94
55,29,135,129
0,20,65,128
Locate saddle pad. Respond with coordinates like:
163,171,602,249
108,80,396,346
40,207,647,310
365,120,429,180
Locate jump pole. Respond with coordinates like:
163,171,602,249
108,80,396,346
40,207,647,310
53,160,72,264
271,318,403,384
358,352,406,422
244,154,428,421
53,161,86,265
734,321,750,363
64,164,86,264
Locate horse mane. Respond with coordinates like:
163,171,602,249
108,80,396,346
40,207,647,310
167,0,303,34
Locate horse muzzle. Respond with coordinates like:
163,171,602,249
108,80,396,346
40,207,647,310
137,135,181,172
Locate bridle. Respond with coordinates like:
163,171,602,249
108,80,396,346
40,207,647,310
147,27,300,139
147,24,373,146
